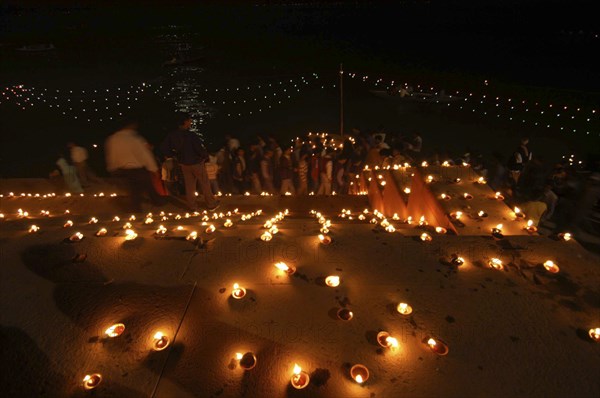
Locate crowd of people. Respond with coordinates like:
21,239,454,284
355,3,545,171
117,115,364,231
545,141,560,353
54,112,599,236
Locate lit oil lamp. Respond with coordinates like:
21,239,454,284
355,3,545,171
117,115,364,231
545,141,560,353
89,217,98,224
69,232,84,242
420,232,432,242
450,254,465,266
129,215,136,221
392,213,400,220
264,220,273,229
82,373,102,390
421,161,429,167
105,323,125,338
385,225,396,233
558,232,572,241
261,231,272,241
450,211,462,220
269,225,279,235
397,302,413,315
476,176,487,184
186,231,198,241
122,222,132,229
231,283,247,299
124,229,137,240
318,234,332,245
28,225,39,233
320,226,329,234
112,216,120,222
144,217,153,224
403,187,411,194
477,210,488,218
513,207,525,219
95,228,107,237
377,331,399,349
337,308,353,321
494,192,505,200
418,216,428,226
489,258,504,270
350,364,369,384
453,178,462,183
224,219,233,228
64,220,73,228
152,332,170,351
491,224,504,239
325,275,340,287
205,224,216,234
440,193,451,201
462,192,473,200
525,220,538,233
406,216,413,224
380,219,390,228
426,338,449,356
155,225,167,235
291,364,310,389
274,261,296,275
435,226,447,234
237,352,257,370
589,328,600,342
543,260,560,273
358,214,366,221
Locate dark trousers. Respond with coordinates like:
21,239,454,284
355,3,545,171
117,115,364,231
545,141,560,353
180,163,218,210
113,168,164,212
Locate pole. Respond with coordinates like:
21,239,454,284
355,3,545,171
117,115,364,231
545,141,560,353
339,63,344,138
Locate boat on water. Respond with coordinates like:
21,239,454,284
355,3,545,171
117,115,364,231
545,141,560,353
370,89,464,103
17,43,55,52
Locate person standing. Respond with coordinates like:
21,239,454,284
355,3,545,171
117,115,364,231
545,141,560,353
68,142,97,187
295,151,309,195
317,148,333,195
160,113,219,211
105,119,165,212
278,147,295,195
260,149,275,193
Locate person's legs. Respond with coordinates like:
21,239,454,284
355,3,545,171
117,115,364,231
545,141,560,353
193,163,218,209
74,162,88,186
251,174,261,194
180,164,198,210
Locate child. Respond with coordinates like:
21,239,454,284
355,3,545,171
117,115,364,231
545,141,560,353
206,153,220,195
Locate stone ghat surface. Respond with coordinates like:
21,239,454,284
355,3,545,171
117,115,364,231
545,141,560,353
1,196,599,398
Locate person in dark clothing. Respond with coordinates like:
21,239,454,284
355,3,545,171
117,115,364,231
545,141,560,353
160,113,219,211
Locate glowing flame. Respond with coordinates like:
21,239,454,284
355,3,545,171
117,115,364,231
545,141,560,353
236,352,243,360
325,275,340,287
261,231,272,241
403,187,411,194
489,258,503,269
355,375,363,383
275,262,290,272
386,336,399,348
105,323,125,338
125,229,137,240
293,364,302,375
427,338,437,348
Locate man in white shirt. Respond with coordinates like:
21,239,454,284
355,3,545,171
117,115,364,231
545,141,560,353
105,120,165,212
68,142,97,187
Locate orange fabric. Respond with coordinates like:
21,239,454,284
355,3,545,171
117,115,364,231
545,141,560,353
382,171,408,219
406,169,456,233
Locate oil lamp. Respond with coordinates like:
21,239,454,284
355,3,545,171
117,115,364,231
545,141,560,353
325,275,340,287
494,192,504,200
64,220,73,228
28,225,39,233
392,213,400,220
513,207,525,218
152,332,170,351
440,193,451,201
238,352,257,370
186,231,198,241
261,231,272,241
420,232,432,242
491,224,504,239
205,224,216,234
124,229,137,240
105,323,125,338
558,232,572,241
476,176,487,184
318,234,332,245
418,216,428,226
320,226,329,234
269,225,279,234
450,254,465,266
224,219,233,228
69,232,84,242
462,192,473,200
350,364,369,383
435,227,447,234
421,161,429,167
477,210,488,218
380,219,390,228
403,187,411,194
82,373,102,390
427,338,449,355
231,283,246,299
397,302,413,315
156,225,167,235
95,228,107,237
589,328,600,342
489,258,503,270
274,262,296,275
450,211,462,220
385,225,396,233
112,216,120,222
337,308,353,321
122,222,132,229
144,217,153,224
454,178,462,183
426,175,435,183
377,331,399,349
543,260,559,273
291,364,310,389
89,217,98,224
525,220,537,233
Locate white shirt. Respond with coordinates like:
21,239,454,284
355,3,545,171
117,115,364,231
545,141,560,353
105,129,158,172
70,146,88,163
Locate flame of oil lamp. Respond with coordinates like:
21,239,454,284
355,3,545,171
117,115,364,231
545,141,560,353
269,225,279,235
64,220,73,228
358,214,366,220
440,193,451,200
370,217,378,224
144,217,153,224
477,176,487,184
377,331,399,349
463,192,472,200
525,219,538,233
70,232,84,242
419,215,428,226
291,364,310,389
385,225,396,233
427,338,449,355
82,373,102,390
29,225,39,233
543,260,560,273
105,323,125,338
420,232,432,242
232,283,247,299
275,262,295,275
514,207,525,218
337,308,353,321
264,220,273,229
320,226,329,234
261,231,272,241
95,228,107,237
363,208,369,214
156,225,167,235
124,229,137,240
422,161,429,167
589,328,600,342
403,187,411,194
489,258,504,270
491,224,504,239
318,234,332,245
350,364,369,384
391,213,400,220
451,211,462,220
558,232,572,241
454,178,462,183
380,219,390,228
186,231,198,241
397,302,413,315
205,224,216,234
224,219,233,228
406,216,413,224
325,275,340,287
152,331,170,351
450,254,465,266
122,222,132,229
89,217,98,224
494,192,505,200
0,213,4,219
